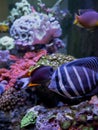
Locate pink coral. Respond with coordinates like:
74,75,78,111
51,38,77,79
0,50,47,90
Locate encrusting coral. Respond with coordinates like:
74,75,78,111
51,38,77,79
8,0,32,24
0,87,28,111
29,53,75,71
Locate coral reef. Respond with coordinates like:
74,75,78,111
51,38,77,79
45,53,75,68
0,36,15,67
0,50,10,68
10,11,62,51
0,1,97,130
0,50,46,91
37,0,68,21
29,53,75,71
8,0,32,23
21,98,98,129
0,87,28,111
0,36,14,50
21,111,37,128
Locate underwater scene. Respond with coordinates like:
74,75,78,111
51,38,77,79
0,0,98,129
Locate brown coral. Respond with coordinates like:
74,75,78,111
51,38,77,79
0,87,27,111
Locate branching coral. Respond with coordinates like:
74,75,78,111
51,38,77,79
0,50,47,90
37,0,67,21
8,0,32,23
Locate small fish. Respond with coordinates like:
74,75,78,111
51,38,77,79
0,24,9,32
48,57,98,99
73,10,98,29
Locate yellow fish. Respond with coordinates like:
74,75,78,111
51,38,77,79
0,24,9,32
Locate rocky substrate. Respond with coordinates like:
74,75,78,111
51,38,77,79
0,87,98,130
0,53,97,130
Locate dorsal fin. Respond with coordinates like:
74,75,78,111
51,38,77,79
65,57,98,71
78,9,95,15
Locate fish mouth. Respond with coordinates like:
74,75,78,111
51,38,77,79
28,83,41,87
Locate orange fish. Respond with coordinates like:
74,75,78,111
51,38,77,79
73,10,98,29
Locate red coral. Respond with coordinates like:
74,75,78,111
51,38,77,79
0,50,47,90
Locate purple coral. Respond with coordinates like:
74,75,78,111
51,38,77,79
10,12,62,49
0,50,10,67
0,80,8,94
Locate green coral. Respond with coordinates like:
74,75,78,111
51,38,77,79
29,53,75,73
21,111,37,128
61,120,71,129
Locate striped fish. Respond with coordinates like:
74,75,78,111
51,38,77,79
48,57,98,99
